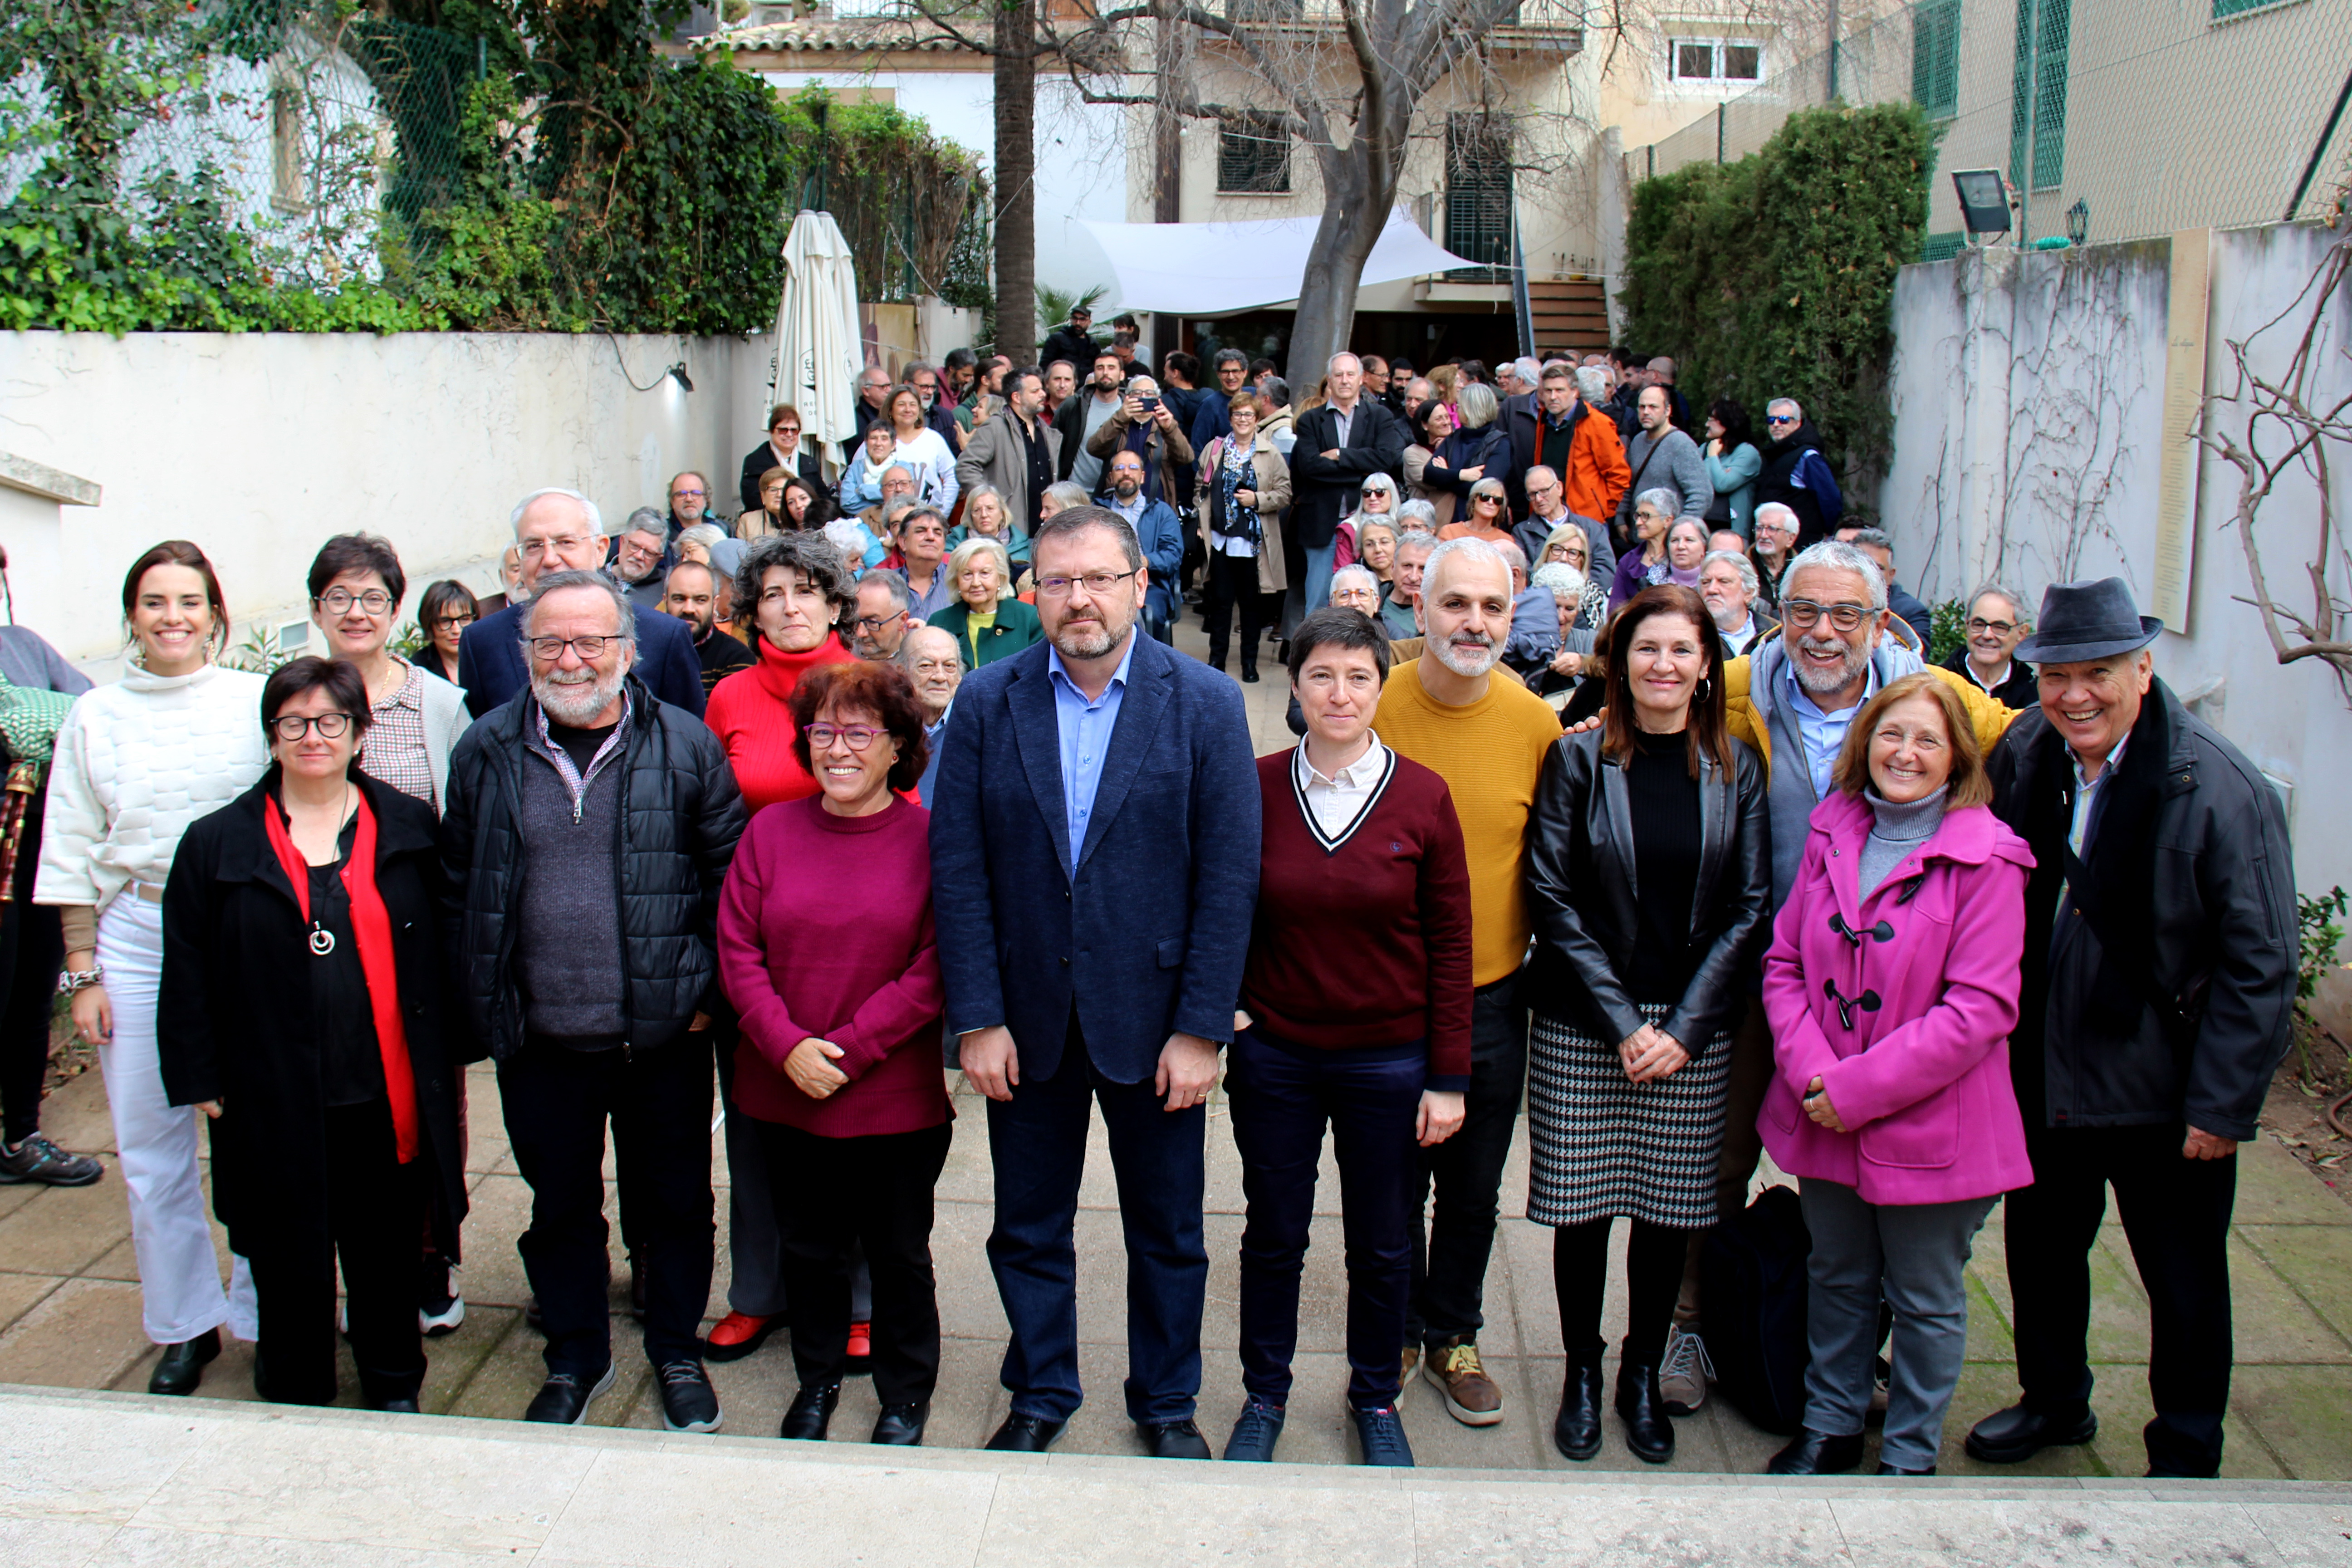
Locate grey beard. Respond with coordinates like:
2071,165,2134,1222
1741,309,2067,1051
1791,636,1867,696
1432,632,1498,679
534,668,622,726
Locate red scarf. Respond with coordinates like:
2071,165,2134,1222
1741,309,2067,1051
264,790,421,1164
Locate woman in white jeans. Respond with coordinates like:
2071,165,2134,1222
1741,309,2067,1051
36,541,269,1395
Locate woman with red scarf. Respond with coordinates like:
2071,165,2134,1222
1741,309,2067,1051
158,658,466,1410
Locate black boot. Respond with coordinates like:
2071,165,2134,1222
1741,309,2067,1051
1240,647,1260,683
1553,1354,1605,1461
1207,635,1228,673
149,1328,220,1396
1616,1360,1675,1464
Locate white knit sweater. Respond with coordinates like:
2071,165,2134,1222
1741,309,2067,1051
34,662,271,913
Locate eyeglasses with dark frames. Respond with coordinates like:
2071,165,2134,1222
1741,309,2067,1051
270,712,354,741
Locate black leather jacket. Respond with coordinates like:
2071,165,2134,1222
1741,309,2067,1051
1525,728,1772,1049
440,676,746,1062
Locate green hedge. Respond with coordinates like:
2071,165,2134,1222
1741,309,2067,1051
1620,102,1940,505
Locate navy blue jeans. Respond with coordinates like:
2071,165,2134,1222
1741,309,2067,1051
985,1030,1208,1424
1229,1029,1425,1408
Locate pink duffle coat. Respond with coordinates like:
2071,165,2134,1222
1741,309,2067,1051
1759,792,2037,1205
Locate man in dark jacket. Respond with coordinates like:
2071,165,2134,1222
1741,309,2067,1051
1753,399,1844,547
1968,578,2295,1480
931,507,1259,1460
442,569,747,1435
1289,352,1405,618
1940,583,2038,709
1039,306,1098,377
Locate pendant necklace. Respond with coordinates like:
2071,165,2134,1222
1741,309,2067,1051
307,782,351,957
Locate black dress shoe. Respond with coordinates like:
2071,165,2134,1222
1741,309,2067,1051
524,1363,617,1424
1241,667,1261,683
871,1401,930,1446
1615,1361,1675,1465
375,1398,423,1414
1768,1428,1865,1475
148,1328,220,1396
985,1411,1065,1452
1553,1357,1605,1462
1877,1461,1936,1476
1138,1418,1212,1460
1964,1402,2097,1465
781,1382,841,1441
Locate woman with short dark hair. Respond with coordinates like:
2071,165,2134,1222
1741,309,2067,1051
705,534,859,812
157,657,466,1411
718,661,949,1446
416,580,478,687
1220,607,1473,1469
307,534,470,816
37,541,270,1395
1524,583,1771,1466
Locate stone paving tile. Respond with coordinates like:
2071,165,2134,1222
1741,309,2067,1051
0,1278,152,1390
0,1156,131,1275
1409,1484,1854,1567
2236,1138,2352,1226
2230,1365,2352,1482
93,1525,508,1566
980,1465,1422,1568
0,1270,62,1336
2241,1223,2352,1345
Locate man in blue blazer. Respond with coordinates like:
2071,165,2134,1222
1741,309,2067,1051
931,505,1259,1460
459,488,707,720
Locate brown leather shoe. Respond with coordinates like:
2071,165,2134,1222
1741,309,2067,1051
1422,1338,1504,1426
1401,1345,1421,1382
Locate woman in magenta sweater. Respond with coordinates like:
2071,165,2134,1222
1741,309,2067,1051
1222,606,1474,1470
716,661,950,1449
1758,671,2034,1477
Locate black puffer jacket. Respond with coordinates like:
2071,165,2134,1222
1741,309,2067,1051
441,677,745,1062
1986,680,2295,1140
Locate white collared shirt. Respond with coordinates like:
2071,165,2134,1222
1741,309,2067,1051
1720,615,1760,659
1965,657,2014,696
1293,732,1391,842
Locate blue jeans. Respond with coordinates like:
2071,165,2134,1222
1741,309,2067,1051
985,1028,1208,1423
1301,539,1339,621
1228,1029,1426,1407
1798,1178,1995,1470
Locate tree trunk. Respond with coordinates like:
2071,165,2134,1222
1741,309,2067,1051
1285,145,1388,389
992,0,1038,360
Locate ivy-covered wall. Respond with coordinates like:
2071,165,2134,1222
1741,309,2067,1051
0,0,988,334
1619,102,1940,502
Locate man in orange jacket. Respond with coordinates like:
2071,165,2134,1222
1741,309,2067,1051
1504,362,1630,527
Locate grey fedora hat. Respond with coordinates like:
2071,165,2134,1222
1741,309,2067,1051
2013,576,2162,663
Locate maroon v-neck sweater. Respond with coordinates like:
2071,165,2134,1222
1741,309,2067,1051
1240,747,1476,1088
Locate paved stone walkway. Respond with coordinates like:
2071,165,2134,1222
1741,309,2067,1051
0,616,2346,1482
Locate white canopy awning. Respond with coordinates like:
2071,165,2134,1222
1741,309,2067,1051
1076,207,1480,317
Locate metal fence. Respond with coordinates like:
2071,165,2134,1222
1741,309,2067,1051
1624,0,2352,255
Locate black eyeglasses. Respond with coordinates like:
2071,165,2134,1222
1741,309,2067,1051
317,589,392,615
1966,617,2019,635
270,712,354,741
1034,569,1140,599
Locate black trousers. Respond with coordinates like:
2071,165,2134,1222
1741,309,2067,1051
1200,550,1270,669
1405,972,1529,1349
499,1037,715,1374
758,1118,951,1405
2005,1122,2239,1476
1553,1216,1690,1367
0,800,60,1147
248,1098,425,1406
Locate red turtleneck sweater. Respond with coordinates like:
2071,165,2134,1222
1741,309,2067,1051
704,634,859,812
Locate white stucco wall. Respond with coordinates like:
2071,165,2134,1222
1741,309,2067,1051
0,329,781,666
1881,222,2352,895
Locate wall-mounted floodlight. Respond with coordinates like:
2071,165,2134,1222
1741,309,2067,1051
669,363,695,393
1951,170,2012,240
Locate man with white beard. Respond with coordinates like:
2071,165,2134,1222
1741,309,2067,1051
1371,537,1566,1430
441,568,747,1435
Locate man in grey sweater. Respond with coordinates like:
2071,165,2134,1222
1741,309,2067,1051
1612,383,1712,549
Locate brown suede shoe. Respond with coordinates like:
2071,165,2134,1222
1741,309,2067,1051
1423,1338,1504,1426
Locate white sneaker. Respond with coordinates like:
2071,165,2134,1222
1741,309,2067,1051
1659,1324,1715,1415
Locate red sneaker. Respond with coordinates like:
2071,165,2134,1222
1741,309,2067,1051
703,1311,777,1362
846,1321,873,1373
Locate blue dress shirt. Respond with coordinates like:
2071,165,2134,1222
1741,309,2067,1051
1782,655,1880,801
1046,629,1137,858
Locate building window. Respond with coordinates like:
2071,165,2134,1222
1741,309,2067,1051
1912,0,1962,119
1669,38,1763,84
1217,113,1290,194
270,85,309,214
1445,114,1513,276
2008,0,2070,191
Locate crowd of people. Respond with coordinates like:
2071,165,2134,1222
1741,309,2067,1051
0,326,2297,1484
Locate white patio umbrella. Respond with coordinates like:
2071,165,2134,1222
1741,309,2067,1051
771,210,864,481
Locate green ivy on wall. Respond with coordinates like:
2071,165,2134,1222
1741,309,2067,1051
1620,102,1941,504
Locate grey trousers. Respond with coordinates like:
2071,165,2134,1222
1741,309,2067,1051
1798,1178,1996,1470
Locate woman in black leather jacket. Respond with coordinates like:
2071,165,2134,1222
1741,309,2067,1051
1523,583,1771,1466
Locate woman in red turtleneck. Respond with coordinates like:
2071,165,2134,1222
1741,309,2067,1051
705,534,860,811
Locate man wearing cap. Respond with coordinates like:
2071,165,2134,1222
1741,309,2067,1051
1967,578,2295,1479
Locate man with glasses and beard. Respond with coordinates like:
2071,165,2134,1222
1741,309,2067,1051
929,506,1258,1460
1371,537,1565,1431
442,569,746,1434
1646,540,2019,1426
662,560,753,699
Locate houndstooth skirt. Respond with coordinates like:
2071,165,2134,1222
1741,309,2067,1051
1526,1000,1731,1229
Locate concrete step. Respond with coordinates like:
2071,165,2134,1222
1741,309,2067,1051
5,1383,2348,1566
